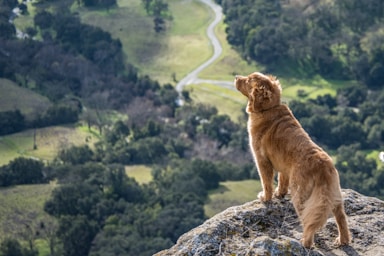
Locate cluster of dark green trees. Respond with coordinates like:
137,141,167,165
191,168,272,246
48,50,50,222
219,0,384,88
0,105,80,136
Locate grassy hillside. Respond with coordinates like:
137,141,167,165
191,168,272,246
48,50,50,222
0,79,52,120
78,0,348,122
80,0,212,85
0,183,56,239
0,125,99,166
204,179,262,217
78,0,256,121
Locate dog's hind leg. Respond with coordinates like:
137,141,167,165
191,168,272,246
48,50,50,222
298,185,330,248
333,202,350,246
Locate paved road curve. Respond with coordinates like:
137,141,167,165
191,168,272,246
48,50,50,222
175,0,234,97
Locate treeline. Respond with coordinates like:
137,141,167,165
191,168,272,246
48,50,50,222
0,105,79,136
219,0,384,87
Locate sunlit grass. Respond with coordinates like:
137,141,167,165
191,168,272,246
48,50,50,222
188,83,245,122
199,22,261,81
204,179,262,217
125,165,153,184
0,125,99,166
12,1,37,32
282,85,336,100
80,0,211,85
35,239,51,256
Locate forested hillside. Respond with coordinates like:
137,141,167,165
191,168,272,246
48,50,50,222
218,0,384,195
1,0,384,255
219,0,384,86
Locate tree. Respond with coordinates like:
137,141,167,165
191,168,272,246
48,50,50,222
0,110,25,135
58,145,94,165
106,164,144,202
202,114,236,148
141,0,172,32
336,145,378,196
0,238,24,256
191,159,220,190
0,157,45,186
105,120,130,145
0,238,37,256
57,215,99,256
34,10,54,30
44,183,102,218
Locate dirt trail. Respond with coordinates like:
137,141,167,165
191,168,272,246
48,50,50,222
175,0,235,97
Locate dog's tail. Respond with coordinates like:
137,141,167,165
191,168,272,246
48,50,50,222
300,167,344,247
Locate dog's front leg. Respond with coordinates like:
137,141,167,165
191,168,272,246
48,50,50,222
274,172,289,199
255,156,274,202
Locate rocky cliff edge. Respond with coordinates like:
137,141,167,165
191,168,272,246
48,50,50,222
155,189,384,256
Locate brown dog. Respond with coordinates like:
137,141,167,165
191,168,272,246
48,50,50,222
234,72,350,248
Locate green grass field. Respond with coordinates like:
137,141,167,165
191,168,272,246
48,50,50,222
188,83,245,122
0,79,52,119
80,0,212,85
199,22,261,81
125,165,153,184
204,179,262,217
0,125,99,166
0,183,56,239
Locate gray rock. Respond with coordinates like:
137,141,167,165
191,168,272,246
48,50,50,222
154,189,384,256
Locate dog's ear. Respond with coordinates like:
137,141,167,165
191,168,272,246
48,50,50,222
248,79,275,112
247,88,257,113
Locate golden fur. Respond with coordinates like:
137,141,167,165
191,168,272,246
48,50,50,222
234,72,350,248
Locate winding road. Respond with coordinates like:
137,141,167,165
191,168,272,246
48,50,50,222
175,0,234,96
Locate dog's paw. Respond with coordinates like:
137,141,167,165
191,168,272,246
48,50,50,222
273,190,286,199
300,238,314,249
334,236,350,247
258,191,271,202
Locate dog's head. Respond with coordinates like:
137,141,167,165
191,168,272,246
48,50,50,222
234,72,282,113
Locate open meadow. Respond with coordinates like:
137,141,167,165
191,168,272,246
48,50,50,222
125,165,153,184
0,183,56,241
204,180,262,218
0,79,52,119
0,125,99,166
